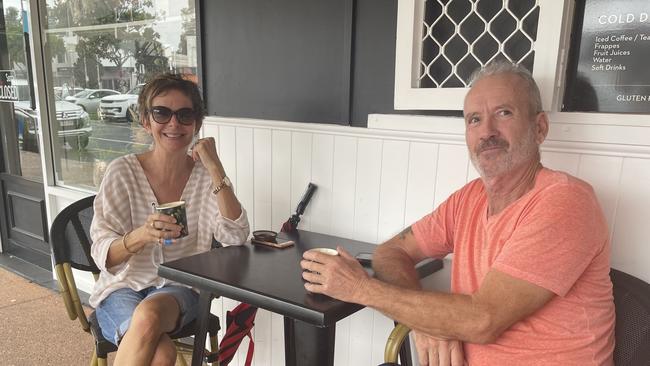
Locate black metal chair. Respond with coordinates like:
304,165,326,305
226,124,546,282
49,195,220,366
382,269,650,365
610,268,650,366
381,323,412,366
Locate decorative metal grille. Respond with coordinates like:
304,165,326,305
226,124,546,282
419,0,540,88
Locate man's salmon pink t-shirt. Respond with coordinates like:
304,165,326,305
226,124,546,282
412,168,615,366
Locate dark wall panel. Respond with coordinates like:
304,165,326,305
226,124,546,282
202,0,350,124
350,0,398,127
200,0,453,127
350,0,459,127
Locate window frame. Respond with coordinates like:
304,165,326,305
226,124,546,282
394,0,571,111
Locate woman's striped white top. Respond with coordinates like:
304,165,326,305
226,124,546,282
89,154,249,307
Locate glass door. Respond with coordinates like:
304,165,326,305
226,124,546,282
0,0,49,269
1,0,42,182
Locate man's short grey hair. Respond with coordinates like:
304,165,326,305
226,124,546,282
468,60,544,115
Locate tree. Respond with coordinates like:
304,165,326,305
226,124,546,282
47,0,72,29
48,0,168,89
47,33,67,63
177,5,195,55
134,27,169,83
74,38,102,88
4,7,25,69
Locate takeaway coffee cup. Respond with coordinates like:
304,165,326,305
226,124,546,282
155,201,188,239
308,248,339,257
303,247,339,283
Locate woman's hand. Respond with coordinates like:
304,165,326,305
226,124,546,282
191,137,225,177
131,213,183,250
107,213,183,266
414,331,467,366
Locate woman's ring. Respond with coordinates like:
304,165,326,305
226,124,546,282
151,221,155,229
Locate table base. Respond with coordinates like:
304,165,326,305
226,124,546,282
284,317,335,366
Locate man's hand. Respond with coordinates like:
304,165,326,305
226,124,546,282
414,331,467,366
301,247,370,303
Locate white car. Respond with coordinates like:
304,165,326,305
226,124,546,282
98,84,143,122
65,89,120,114
54,86,85,99
16,97,92,151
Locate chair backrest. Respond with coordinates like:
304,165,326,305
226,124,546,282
50,195,98,273
382,323,411,365
610,268,650,366
380,269,650,366
49,195,97,331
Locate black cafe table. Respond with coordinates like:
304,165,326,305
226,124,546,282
158,230,443,366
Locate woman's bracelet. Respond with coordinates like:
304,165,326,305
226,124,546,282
122,230,140,255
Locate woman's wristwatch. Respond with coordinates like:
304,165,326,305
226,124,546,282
212,176,232,195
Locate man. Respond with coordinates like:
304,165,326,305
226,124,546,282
301,61,615,365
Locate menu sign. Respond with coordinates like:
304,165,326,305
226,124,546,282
572,0,650,113
0,70,19,102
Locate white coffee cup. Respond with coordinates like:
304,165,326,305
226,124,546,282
309,247,339,256
304,248,339,278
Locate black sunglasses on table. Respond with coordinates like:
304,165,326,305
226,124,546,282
149,106,197,125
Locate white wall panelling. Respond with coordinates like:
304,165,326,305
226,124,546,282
310,134,335,235
433,145,470,209
217,126,238,189
575,155,623,231
404,142,439,225
196,114,650,365
377,140,410,240
271,131,292,231
290,132,314,230
253,129,273,231
331,136,358,239
612,158,650,283
45,112,650,366
353,139,383,244
236,127,255,230
541,151,580,176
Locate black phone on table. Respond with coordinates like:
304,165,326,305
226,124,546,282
251,237,295,249
355,252,372,266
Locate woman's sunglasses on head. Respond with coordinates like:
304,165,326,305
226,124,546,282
149,106,196,125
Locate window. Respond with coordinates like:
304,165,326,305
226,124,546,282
44,0,198,190
2,1,44,182
394,0,568,110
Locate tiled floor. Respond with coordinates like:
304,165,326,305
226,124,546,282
0,253,193,365
0,253,58,290
0,255,100,365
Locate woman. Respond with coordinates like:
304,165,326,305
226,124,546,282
89,73,249,365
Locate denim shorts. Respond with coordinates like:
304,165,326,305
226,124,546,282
95,285,199,345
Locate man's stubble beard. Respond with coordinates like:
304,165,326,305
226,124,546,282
469,124,540,179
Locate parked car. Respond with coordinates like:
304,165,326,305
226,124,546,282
98,84,144,122
65,89,120,114
15,97,92,152
54,86,85,99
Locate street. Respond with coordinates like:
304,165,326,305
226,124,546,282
56,118,150,157
87,118,152,158
56,117,152,188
